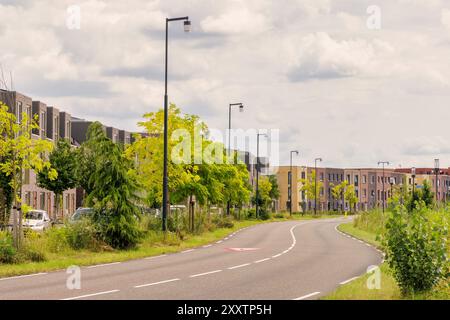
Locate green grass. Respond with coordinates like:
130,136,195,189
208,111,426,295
0,213,341,278
323,222,449,300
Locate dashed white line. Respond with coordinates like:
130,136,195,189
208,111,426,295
87,262,121,269
216,240,223,244
145,254,167,260
134,278,180,288
181,249,195,254
339,276,359,285
190,270,222,278
61,290,120,300
202,244,212,248
293,291,321,300
254,258,270,264
0,273,48,281
228,263,250,270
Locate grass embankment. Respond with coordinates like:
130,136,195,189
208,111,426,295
0,213,340,278
323,221,450,300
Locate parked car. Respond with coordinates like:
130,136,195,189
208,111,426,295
69,207,94,222
23,210,52,232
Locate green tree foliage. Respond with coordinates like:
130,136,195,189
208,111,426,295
268,175,280,201
299,170,323,213
406,180,435,212
37,139,77,220
384,207,448,295
0,102,56,248
126,105,251,220
78,122,142,249
0,163,13,226
344,184,358,212
331,180,348,213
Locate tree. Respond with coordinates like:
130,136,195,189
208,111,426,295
268,175,280,212
79,122,142,249
0,161,13,227
252,176,272,219
37,139,77,220
0,102,56,248
344,184,358,212
331,180,348,213
299,170,323,213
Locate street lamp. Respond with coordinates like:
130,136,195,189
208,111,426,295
162,16,191,232
226,102,244,215
378,161,389,213
314,158,322,215
255,133,268,219
228,103,244,157
389,177,395,199
434,159,440,204
411,167,416,196
289,150,299,216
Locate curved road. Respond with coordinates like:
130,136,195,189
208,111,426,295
0,217,382,300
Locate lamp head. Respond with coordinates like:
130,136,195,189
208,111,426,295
184,20,191,32
434,158,440,170
239,104,244,112
411,167,416,175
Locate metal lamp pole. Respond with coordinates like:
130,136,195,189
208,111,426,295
435,159,440,204
378,161,389,213
162,16,191,232
226,103,244,215
255,133,267,219
314,158,322,215
411,167,416,196
289,150,299,216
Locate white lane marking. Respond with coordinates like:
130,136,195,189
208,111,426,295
365,243,371,247
254,258,270,263
216,240,223,244
190,270,222,278
358,240,364,243
272,253,282,258
87,262,121,269
134,278,180,288
181,249,195,254
145,254,167,260
283,250,289,254
0,273,47,281
228,263,250,270
339,276,359,285
203,244,212,248
293,291,321,300
61,290,120,300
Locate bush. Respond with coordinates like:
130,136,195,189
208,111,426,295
212,215,234,229
383,207,448,295
65,218,104,251
354,209,386,235
0,231,16,263
44,227,70,253
258,208,271,220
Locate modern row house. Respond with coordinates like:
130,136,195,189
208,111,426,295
276,165,450,213
1,90,135,220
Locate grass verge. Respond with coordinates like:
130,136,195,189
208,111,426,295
0,213,341,278
323,222,449,300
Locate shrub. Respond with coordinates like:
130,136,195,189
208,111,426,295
0,231,16,263
212,215,234,229
258,208,271,220
383,207,448,295
65,219,104,251
44,227,70,253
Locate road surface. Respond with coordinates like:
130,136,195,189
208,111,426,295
0,217,383,300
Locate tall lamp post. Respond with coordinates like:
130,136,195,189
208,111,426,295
226,103,244,215
411,167,416,196
389,177,395,199
378,161,389,213
434,159,440,204
228,103,244,155
255,133,267,219
314,158,322,215
289,150,299,216
162,16,191,232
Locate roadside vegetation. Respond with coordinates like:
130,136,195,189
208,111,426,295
324,185,449,300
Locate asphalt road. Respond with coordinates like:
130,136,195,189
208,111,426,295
0,217,383,300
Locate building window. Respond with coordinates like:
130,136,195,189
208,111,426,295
362,175,367,184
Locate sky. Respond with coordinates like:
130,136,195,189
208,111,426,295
1,0,450,169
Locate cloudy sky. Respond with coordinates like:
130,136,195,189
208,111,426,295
1,0,450,168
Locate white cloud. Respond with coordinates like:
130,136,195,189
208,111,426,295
286,32,395,81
